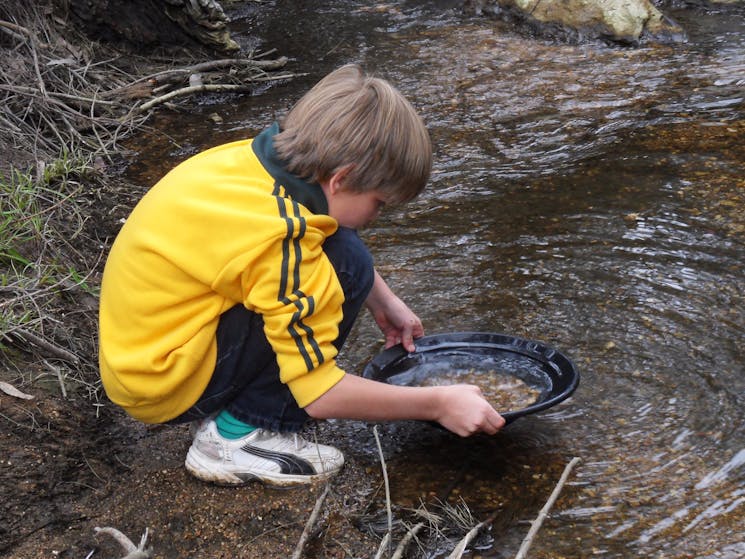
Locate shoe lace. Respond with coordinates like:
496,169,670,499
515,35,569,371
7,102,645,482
267,430,305,450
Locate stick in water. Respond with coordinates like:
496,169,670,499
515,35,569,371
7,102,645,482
514,456,581,559
447,510,499,559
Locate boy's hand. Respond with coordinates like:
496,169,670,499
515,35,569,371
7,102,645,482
434,384,505,436
372,295,423,352
365,269,423,352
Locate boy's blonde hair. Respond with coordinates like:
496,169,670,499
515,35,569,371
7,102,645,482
274,64,431,205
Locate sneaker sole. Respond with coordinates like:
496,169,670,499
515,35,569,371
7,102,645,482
185,447,341,487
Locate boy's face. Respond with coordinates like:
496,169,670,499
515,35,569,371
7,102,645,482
326,188,387,229
321,169,388,229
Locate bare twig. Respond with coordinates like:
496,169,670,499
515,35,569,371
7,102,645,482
94,526,152,559
0,85,118,107
514,457,582,559
447,510,499,559
291,484,330,559
29,39,47,98
138,83,253,111
392,522,425,559
254,48,278,59
43,358,68,398
373,533,392,559
0,19,33,39
136,55,288,85
137,72,301,112
11,327,80,364
373,425,394,559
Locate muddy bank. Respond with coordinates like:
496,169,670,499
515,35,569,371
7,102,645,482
1,393,384,557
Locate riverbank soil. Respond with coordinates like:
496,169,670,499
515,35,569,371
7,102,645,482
1,390,390,558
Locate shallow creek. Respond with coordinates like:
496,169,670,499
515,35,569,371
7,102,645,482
124,1,745,557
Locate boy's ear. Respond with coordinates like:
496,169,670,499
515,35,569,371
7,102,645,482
327,165,354,195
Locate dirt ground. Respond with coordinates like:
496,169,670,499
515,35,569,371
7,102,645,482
1,382,398,558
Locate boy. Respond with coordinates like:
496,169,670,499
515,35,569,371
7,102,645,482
98,64,505,487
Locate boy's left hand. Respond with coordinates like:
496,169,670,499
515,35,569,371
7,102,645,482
373,295,423,353
365,269,424,352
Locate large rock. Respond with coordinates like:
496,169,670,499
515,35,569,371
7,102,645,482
163,0,239,52
467,0,685,44
65,0,239,53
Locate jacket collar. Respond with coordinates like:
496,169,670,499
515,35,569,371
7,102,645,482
251,123,329,215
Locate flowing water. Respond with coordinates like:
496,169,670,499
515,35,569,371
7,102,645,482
125,1,745,557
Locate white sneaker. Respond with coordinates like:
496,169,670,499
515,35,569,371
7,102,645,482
188,416,212,438
185,419,344,486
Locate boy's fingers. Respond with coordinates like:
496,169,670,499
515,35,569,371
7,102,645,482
477,403,505,435
488,410,506,433
401,326,417,352
385,330,402,348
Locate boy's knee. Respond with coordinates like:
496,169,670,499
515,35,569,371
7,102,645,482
323,227,374,296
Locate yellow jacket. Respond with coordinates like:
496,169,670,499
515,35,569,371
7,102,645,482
98,125,346,423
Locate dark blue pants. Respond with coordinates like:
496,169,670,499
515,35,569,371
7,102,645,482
169,227,374,432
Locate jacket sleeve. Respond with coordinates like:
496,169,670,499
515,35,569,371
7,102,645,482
239,204,346,407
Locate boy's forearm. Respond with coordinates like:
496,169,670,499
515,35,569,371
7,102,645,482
305,373,505,436
305,373,441,423
364,269,395,314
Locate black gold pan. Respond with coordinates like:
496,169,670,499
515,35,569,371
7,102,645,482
362,332,580,425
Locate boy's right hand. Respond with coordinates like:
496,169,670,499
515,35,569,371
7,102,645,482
433,384,505,436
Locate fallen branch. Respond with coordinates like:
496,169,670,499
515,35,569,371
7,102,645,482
447,510,499,559
138,73,299,111
373,425,394,559
138,83,252,111
514,457,582,559
12,328,80,364
291,484,329,559
137,55,289,86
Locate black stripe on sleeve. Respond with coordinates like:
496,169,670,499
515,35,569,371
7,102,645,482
273,184,325,372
